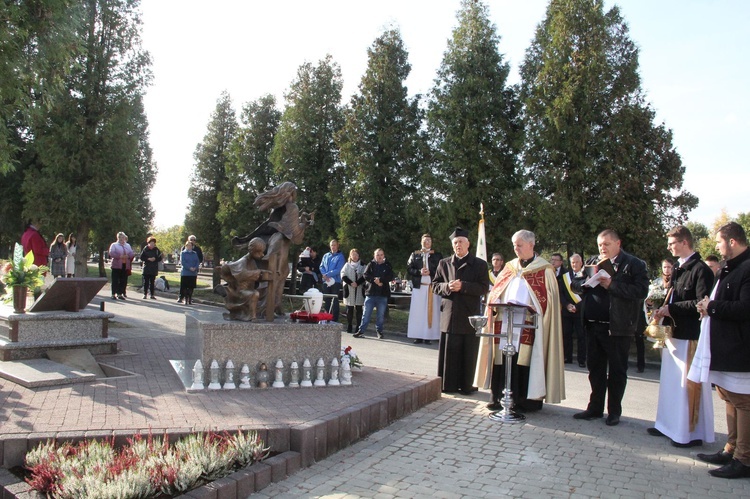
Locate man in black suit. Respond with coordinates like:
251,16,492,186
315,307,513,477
432,227,490,394
560,253,586,367
550,252,566,278
572,229,649,426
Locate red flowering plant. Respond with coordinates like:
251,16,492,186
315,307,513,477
341,345,363,369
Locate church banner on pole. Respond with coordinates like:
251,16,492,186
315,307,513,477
476,203,487,263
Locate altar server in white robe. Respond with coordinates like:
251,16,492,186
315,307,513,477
406,234,443,345
649,225,715,447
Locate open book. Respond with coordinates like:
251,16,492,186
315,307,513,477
583,269,611,288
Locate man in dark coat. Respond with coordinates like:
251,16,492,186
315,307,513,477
354,248,394,339
432,227,490,394
692,222,750,479
572,229,649,426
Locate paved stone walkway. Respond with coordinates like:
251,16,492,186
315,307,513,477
256,396,750,498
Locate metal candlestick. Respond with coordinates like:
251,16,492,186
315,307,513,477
485,303,539,423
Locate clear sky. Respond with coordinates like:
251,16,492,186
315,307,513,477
141,0,748,231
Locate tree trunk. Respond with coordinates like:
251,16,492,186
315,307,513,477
98,246,106,277
75,221,90,277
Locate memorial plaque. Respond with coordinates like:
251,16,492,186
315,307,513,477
28,278,108,313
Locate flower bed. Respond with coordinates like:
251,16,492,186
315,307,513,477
22,430,269,498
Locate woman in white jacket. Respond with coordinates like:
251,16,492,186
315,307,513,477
341,249,366,334
65,234,77,277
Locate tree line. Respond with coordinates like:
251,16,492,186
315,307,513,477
2,0,709,276
0,0,155,272
186,0,698,274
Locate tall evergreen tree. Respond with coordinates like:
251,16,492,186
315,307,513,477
270,55,344,250
426,0,523,256
20,0,155,275
220,94,281,246
520,0,696,265
336,28,425,270
0,0,80,174
185,91,237,262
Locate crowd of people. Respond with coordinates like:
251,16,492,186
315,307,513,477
305,222,748,480
21,223,78,279
13,219,749,480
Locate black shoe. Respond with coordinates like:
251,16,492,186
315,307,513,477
564,359,573,364
486,402,502,411
578,362,586,368
672,439,702,448
424,340,432,345
143,294,148,299
647,427,665,437
637,366,645,373
697,450,734,465
377,331,384,339
708,459,750,479
111,295,117,300
573,410,603,420
413,339,424,344
605,414,620,426
353,332,364,338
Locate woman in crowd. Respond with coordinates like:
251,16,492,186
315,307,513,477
341,248,366,334
179,240,200,305
48,233,68,278
406,233,443,345
109,232,134,300
65,234,77,277
139,236,163,299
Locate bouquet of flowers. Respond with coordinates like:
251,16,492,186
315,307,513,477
1,243,48,301
341,346,363,369
646,279,667,305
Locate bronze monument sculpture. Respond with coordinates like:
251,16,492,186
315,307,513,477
216,182,313,321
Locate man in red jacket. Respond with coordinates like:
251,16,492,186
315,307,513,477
21,222,49,267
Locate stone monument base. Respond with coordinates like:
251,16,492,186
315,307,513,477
0,306,117,361
183,309,341,387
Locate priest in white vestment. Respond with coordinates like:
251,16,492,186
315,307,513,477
475,230,565,411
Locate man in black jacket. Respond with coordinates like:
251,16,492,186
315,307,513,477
648,225,715,447
560,253,586,367
572,229,649,426
432,227,490,394
693,222,750,479
354,248,394,339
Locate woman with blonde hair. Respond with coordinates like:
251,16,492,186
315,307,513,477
341,248,366,334
109,232,134,300
179,240,200,305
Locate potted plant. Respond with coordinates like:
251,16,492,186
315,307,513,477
1,243,48,313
